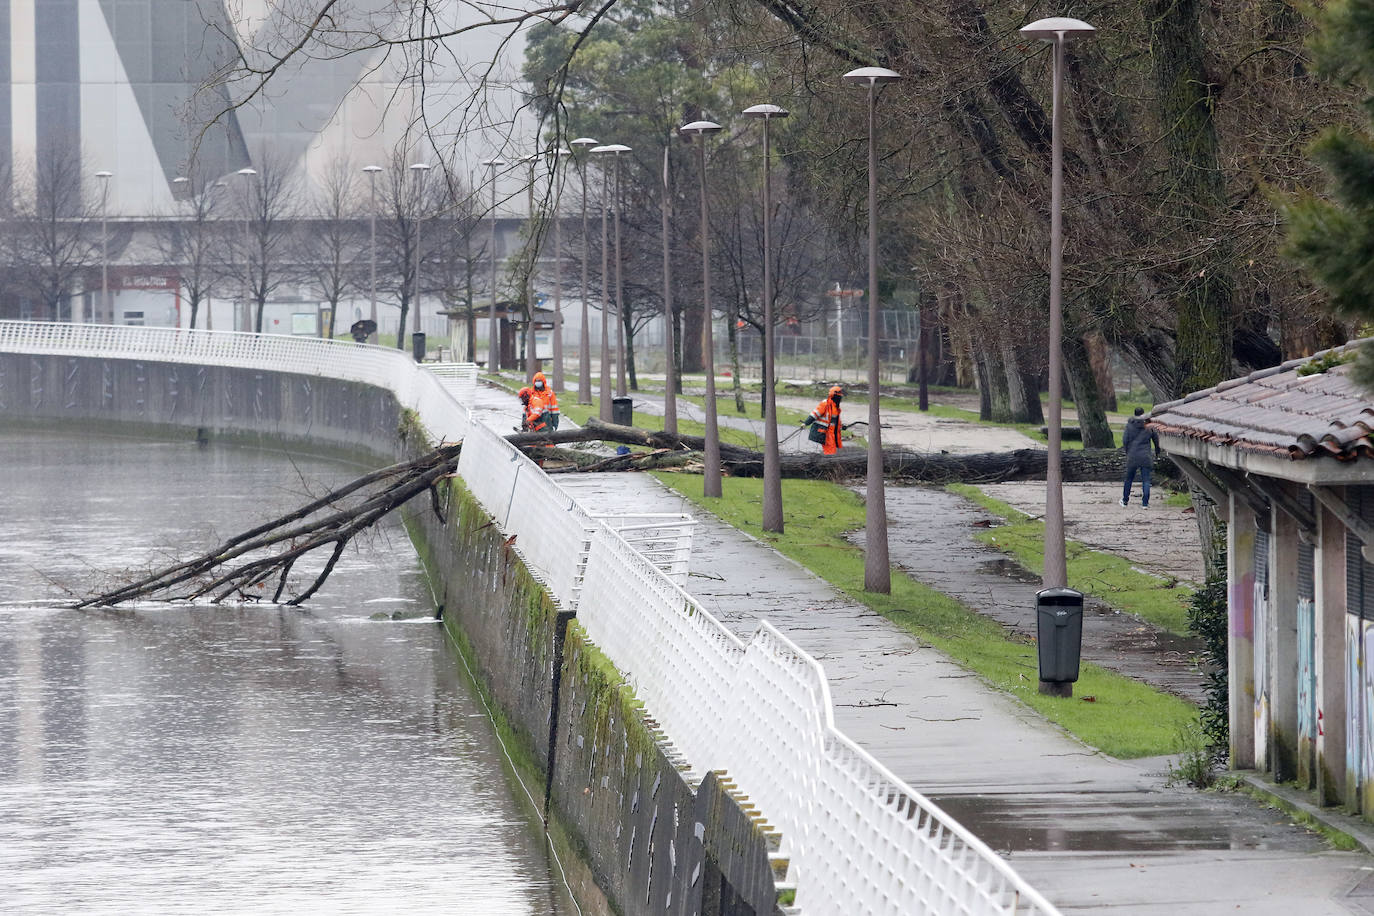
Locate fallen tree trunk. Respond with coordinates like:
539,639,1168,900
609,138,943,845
509,418,1174,484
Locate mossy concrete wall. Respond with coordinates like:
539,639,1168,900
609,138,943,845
411,478,781,916
0,352,403,462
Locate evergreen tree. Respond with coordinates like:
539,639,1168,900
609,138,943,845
1284,0,1374,381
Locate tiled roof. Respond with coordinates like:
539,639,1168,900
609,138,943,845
1149,343,1374,461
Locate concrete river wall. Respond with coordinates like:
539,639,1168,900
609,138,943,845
0,349,779,916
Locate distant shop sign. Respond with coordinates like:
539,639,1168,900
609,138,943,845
115,271,178,291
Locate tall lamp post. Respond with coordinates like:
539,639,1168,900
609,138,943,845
680,120,724,498
362,164,383,343
743,103,789,533
1022,17,1094,698
236,167,257,333
660,142,678,434
842,66,900,594
95,170,112,325
550,147,571,392
571,137,598,403
518,153,539,379
611,147,629,397
590,145,630,419
409,162,432,359
482,158,505,370
1020,17,1095,593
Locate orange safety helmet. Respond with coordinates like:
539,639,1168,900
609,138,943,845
532,371,548,391
828,385,844,399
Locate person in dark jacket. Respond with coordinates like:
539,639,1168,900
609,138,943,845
1120,407,1160,508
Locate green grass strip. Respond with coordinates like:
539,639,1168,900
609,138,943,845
652,473,1196,759
947,483,1194,635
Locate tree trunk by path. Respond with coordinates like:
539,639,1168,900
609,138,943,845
509,418,1169,484
1063,333,1116,448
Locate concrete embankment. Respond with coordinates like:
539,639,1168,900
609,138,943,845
405,476,780,915
0,352,403,462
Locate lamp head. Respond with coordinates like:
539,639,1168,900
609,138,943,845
409,162,432,171
1019,17,1095,41
591,144,632,155
236,167,257,176
679,120,722,139
842,67,901,87
742,104,789,120
570,137,599,150
95,170,113,179
171,176,188,184
361,165,383,173
481,158,506,168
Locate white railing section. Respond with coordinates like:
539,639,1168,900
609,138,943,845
427,362,480,404
456,419,599,607
0,320,474,444
593,514,695,587
1,321,1059,915
452,423,1059,915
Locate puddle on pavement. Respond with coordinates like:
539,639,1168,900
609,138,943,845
978,557,1040,583
930,792,1328,853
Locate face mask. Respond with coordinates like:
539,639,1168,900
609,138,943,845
535,382,544,390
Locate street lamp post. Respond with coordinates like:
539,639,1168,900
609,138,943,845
236,167,257,333
95,170,112,325
743,103,789,533
660,143,678,434
551,147,571,392
613,150,627,397
590,145,630,419
482,158,505,370
1020,17,1095,594
843,66,900,594
571,138,598,403
518,152,541,380
409,162,432,359
679,120,724,498
362,164,383,343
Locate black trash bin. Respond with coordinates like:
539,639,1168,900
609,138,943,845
1036,587,1084,695
411,332,426,363
611,397,633,426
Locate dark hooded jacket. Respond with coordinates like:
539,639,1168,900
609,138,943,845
1122,415,1159,465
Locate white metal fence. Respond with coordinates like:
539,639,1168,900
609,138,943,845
1,321,1058,916
0,320,473,444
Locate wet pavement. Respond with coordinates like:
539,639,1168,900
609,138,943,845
980,481,1207,587
476,382,1374,914
866,484,1206,704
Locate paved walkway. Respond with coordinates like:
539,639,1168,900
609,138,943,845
474,382,1373,914
870,484,1205,704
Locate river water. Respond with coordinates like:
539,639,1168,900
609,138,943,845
0,430,575,915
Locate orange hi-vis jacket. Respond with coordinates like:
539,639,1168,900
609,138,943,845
809,396,843,455
524,373,560,432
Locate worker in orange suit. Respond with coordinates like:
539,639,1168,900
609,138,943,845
523,371,561,433
804,385,845,455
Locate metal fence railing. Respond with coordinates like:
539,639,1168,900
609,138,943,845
1,321,1059,916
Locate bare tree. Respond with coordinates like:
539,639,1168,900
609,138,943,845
10,140,102,321
303,157,364,339
158,172,225,330
429,177,487,362
227,149,299,333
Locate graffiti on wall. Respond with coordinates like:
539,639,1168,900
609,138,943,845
1298,598,1317,748
1254,581,1269,768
